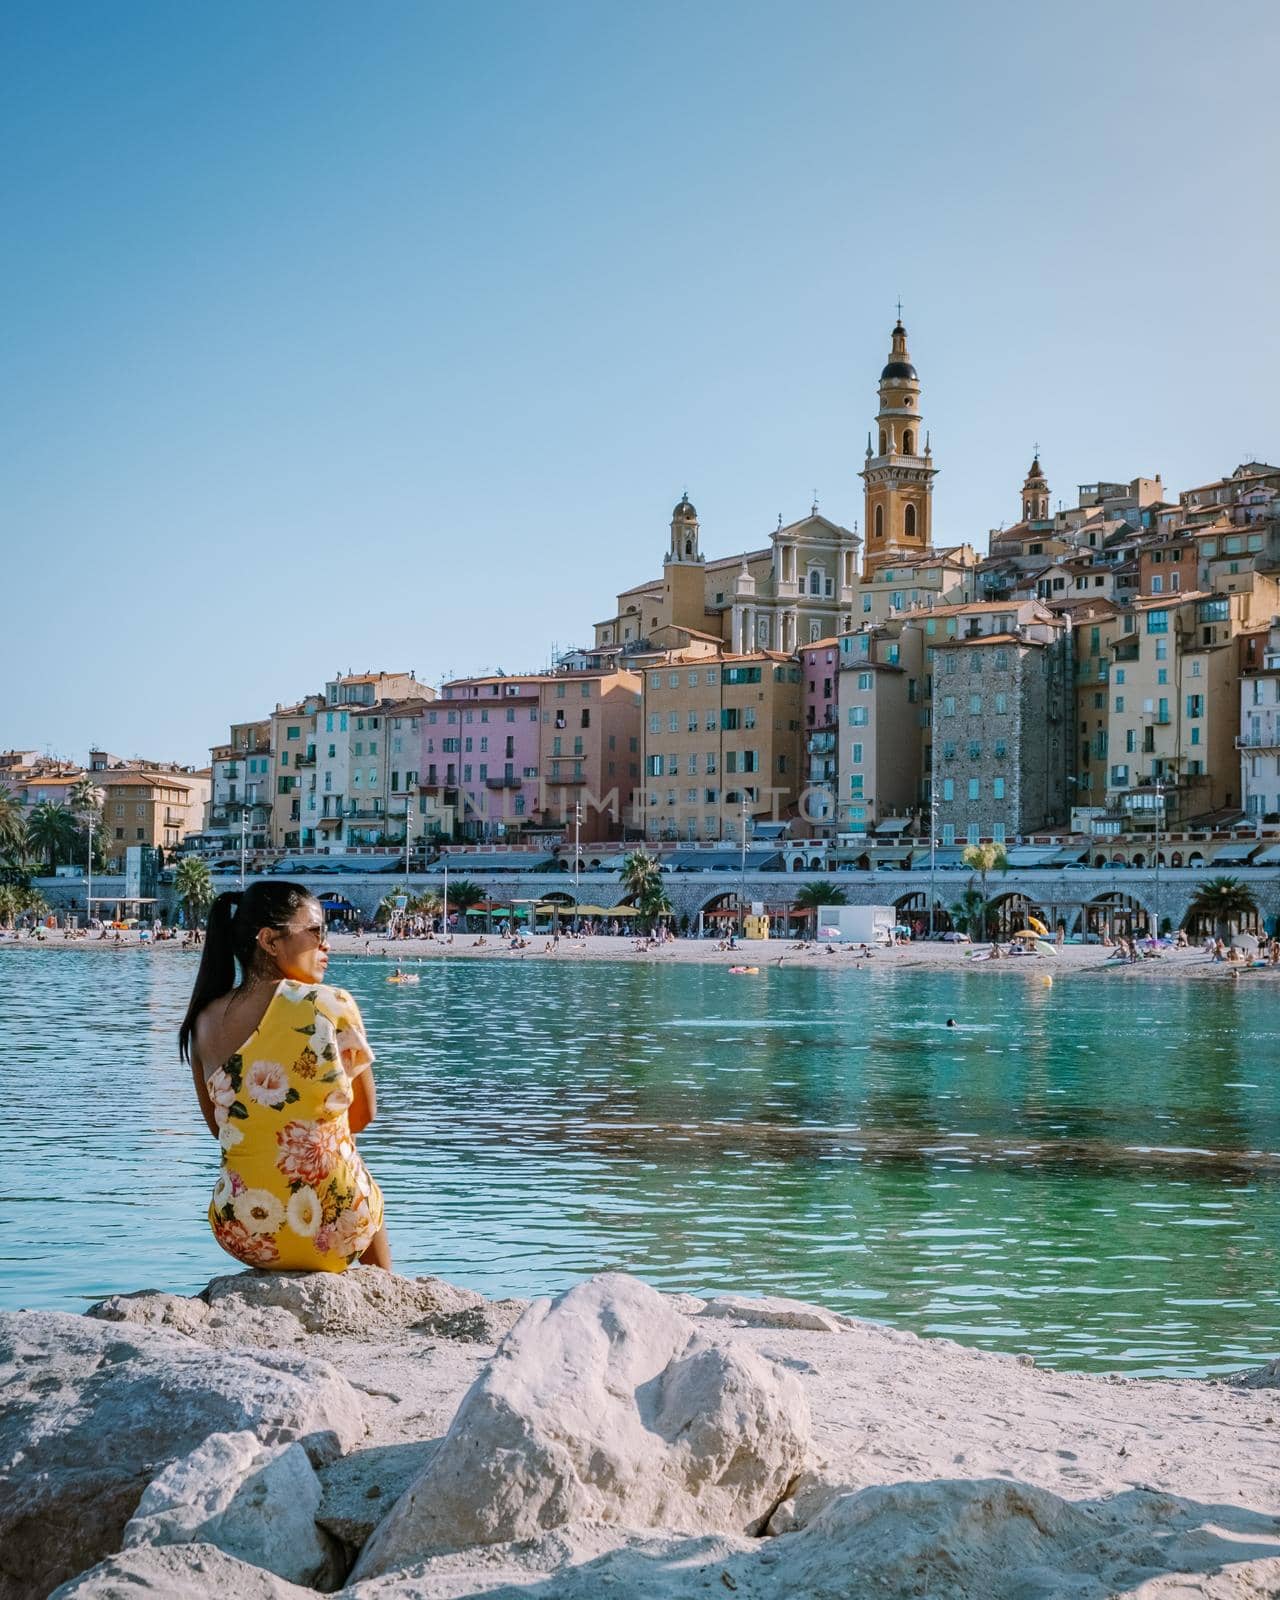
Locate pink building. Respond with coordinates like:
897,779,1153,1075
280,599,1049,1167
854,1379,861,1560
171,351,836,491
801,637,840,835
427,676,545,840
430,669,642,843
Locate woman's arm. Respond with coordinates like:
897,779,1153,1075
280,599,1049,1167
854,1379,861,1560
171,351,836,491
190,1045,220,1138
348,1064,377,1135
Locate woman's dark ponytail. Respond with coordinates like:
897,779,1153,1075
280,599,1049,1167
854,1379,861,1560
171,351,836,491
178,881,315,1062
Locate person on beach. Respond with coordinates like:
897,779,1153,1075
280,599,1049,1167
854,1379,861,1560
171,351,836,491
178,882,390,1273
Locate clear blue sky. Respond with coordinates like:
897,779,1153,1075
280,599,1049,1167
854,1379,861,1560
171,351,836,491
5,0,1277,766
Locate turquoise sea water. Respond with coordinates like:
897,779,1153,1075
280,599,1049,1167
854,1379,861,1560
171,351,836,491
2,950,1278,1377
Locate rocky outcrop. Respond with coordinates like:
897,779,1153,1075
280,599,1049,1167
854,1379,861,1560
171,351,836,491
48,1543,314,1599
122,1430,342,1589
0,1311,363,1600
696,1293,857,1334
352,1272,811,1580
87,1267,528,1349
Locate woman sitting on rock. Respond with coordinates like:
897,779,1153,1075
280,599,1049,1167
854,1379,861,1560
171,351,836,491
179,881,390,1273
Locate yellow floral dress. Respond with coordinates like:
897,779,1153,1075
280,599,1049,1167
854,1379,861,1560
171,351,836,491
206,980,384,1272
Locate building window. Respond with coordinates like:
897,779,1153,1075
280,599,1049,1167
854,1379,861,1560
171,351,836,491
942,778,954,801
904,503,916,537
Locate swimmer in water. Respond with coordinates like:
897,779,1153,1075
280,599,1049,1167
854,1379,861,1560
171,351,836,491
945,1017,956,1027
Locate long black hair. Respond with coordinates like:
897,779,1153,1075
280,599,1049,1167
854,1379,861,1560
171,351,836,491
178,880,317,1062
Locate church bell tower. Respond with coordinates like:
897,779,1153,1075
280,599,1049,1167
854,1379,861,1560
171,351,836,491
859,316,937,577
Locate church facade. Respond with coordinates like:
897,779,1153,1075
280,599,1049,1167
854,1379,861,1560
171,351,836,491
594,319,941,655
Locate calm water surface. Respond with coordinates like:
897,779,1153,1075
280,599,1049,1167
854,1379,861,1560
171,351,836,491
2,950,1277,1377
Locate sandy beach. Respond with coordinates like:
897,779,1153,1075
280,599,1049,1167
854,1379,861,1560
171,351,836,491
5,928,1276,982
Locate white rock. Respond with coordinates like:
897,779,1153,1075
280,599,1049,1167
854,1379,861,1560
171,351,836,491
352,1272,810,1579
0,1310,363,1599
48,1542,314,1599
204,1267,512,1340
697,1294,854,1334
85,1291,211,1338
123,1430,341,1588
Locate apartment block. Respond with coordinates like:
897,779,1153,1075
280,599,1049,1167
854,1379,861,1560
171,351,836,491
1240,619,1280,820
639,651,803,843
1104,588,1277,822
207,720,272,850
836,624,927,834
801,640,840,834
435,669,642,843
928,601,1071,844
99,769,212,866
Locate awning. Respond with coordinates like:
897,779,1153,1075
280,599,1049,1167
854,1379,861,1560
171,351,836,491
913,847,967,868
1251,843,1280,865
871,817,913,835
867,846,911,863
1004,846,1061,866
665,849,783,871
1046,847,1090,866
425,853,557,872
1210,843,1258,865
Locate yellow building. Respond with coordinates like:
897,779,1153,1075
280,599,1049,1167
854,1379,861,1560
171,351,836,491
1105,582,1280,822
638,651,803,843
100,769,212,866
595,498,860,656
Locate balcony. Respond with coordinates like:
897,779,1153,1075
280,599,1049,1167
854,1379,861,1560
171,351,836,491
548,773,588,786
1237,734,1280,750
294,753,316,767
485,775,523,788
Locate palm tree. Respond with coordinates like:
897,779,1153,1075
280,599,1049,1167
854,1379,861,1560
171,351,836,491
173,856,214,928
445,879,485,917
793,879,848,930
1187,876,1259,942
949,886,990,939
794,880,849,911
0,786,24,855
26,802,77,872
0,885,19,927
620,849,671,932
961,842,1009,898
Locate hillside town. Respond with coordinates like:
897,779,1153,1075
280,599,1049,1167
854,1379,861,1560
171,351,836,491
6,321,1280,897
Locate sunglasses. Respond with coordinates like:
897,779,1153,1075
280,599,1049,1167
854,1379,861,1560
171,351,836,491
278,920,329,947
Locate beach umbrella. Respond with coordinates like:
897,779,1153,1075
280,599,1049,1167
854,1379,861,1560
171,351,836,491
1035,940,1057,957
1027,916,1050,936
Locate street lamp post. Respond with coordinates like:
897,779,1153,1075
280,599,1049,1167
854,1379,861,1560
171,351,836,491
928,792,938,937
1153,774,1164,939
573,801,581,929
739,794,749,936
85,810,93,930
239,807,248,892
